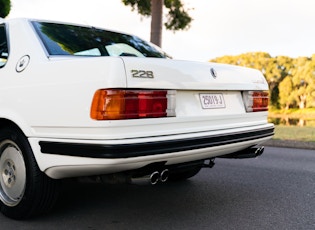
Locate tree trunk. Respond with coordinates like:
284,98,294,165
150,0,164,47
299,95,307,109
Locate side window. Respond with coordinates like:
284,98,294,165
0,24,8,68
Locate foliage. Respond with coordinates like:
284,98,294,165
0,0,10,18
211,52,315,110
164,0,192,31
121,0,151,16
279,76,294,109
121,0,192,31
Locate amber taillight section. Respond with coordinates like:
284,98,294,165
91,89,176,120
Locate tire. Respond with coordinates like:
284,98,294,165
169,164,203,181
0,125,59,219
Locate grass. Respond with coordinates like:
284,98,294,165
273,126,315,142
268,108,315,143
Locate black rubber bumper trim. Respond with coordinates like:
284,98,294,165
39,127,274,159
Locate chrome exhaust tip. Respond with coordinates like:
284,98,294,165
255,146,265,157
219,146,265,159
160,169,169,183
150,171,160,185
130,170,169,185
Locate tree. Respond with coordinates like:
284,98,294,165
121,0,192,47
279,76,294,109
265,56,294,108
151,0,163,46
291,57,315,109
0,0,10,18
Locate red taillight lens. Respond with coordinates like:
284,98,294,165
243,91,269,112
90,89,176,120
137,91,167,118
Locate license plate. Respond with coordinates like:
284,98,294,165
199,93,225,109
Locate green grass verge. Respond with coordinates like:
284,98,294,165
273,126,315,142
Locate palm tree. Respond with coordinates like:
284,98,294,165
150,0,163,46
122,0,192,47
0,0,11,18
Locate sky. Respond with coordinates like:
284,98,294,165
7,0,315,62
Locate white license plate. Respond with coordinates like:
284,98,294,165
199,93,225,109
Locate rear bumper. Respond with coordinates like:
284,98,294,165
29,124,274,179
39,126,274,159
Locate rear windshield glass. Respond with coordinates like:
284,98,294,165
32,21,166,58
0,24,8,68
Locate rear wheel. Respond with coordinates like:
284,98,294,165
0,125,59,219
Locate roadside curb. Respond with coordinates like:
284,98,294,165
265,140,315,150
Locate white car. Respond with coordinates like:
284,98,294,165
0,18,274,219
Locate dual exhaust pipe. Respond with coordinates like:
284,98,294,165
220,146,265,159
131,169,169,185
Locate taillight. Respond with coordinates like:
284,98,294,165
242,91,269,112
90,89,176,120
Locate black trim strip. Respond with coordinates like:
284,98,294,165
39,127,274,159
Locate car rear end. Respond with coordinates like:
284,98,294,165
34,57,273,179
22,19,273,179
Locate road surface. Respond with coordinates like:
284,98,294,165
1,146,314,229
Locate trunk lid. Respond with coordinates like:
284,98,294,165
121,57,268,91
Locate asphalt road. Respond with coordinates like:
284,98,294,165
1,146,314,229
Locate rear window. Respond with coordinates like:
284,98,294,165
0,24,8,68
32,21,166,58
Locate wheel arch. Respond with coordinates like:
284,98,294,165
0,117,32,138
